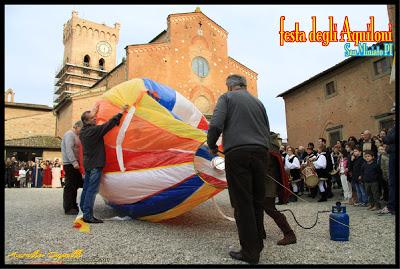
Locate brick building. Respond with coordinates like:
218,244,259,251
277,55,395,147
5,89,60,161
54,8,258,137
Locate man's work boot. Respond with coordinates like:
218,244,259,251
273,212,297,246
318,191,327,202
277,231,297,245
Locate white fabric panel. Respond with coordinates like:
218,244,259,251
116,106,136,172
99,163,195,205
172,92,203,127
193,156,227,183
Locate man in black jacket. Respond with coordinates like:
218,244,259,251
79,103,128,223
207,74,271,264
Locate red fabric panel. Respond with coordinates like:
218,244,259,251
197,116,209,131
103,145,194,173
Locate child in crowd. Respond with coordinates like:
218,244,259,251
338,149,352,203
361,150,382,211
352,146,368,207
18,165,27,188
345,142,357,205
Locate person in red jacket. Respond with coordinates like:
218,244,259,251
42,161,52,188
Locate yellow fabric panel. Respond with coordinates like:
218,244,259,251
102,79,205,143
102,78,146,108
136,95,207,143
140,183,223,222
73,218,90,233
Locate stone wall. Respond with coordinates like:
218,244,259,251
5,107,56,140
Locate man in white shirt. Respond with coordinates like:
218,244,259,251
313,145,328,202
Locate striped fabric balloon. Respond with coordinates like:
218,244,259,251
94,78,227,222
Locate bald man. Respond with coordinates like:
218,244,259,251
361,130,378,159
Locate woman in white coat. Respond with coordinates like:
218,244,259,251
51,163,62,188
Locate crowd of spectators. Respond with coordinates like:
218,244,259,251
4,157,64,188
280,127,396,215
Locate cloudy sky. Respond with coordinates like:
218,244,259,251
5,5,391,139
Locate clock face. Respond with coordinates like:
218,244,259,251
97,41,112,57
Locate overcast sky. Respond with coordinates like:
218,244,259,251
5,5,391,139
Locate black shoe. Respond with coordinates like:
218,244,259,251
93,217,104,222
65,208,79,215
83,217,103,223
229,251,259,265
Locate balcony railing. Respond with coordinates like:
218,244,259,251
55,62,108,78
54,71,100,86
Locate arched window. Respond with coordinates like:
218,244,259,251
192,56,209,78
83,55,90,67
99,58,105,70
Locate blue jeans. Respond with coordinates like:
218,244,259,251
387,154,395,212
354,181,368,204
80,168,102,220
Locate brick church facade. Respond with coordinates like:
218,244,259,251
54,8,258,138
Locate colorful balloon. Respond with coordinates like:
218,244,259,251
93,78,227,222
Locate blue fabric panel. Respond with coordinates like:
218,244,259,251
143,78,177,112
195,145,213,161
109,175,204,219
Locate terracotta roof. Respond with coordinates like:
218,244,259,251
5,136,61,149
5,102,53,111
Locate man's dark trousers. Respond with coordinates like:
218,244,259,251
225,147,268,261
63,164,82,212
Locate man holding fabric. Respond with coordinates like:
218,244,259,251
207,74,272,264
79,103,129,223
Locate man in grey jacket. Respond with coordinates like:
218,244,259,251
207,74,271,264
61,120,83,215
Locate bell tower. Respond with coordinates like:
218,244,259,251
54,10,120,105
